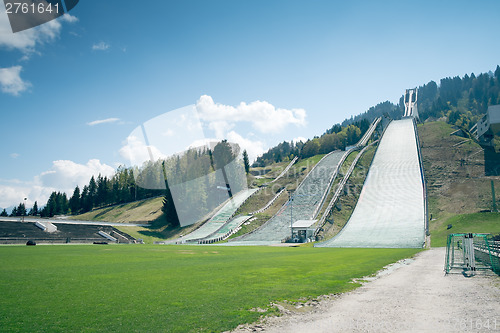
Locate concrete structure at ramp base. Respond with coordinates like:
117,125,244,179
316,118,426,248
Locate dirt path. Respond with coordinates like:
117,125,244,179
233,248,500,333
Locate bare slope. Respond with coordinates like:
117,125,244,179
418,121,500,242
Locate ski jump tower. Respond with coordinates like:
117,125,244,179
404,88,419,119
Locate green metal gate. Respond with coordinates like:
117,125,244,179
445,233,500,274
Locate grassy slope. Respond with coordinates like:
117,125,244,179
248,159,294,187
73,197,164,223
418,121,500,246
429,212,500,247
0,245,419,333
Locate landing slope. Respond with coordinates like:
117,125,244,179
178,188,259,242
317,118,425,248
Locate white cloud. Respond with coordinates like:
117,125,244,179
119,98,307,172
87,118,120,126
226,131,265,163
37,159,115,193
195,95,307,135
292,136,307,144
92,41,110,51
119,135,167,166
0,183,30,209
186,138,213,150
162,129,175,137
0,159,115,209
10,153,19,159
60,14,78,23
0,66,31,96
0,181,59,211
208,120,233,139
0,9,77,54
0,10,78,97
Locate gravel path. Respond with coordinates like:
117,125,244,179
233,248,500,333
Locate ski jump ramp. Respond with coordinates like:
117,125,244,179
225,117,381,246
175,188,258,243
227,150,348,245
317,118,426,248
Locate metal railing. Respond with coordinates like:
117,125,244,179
412,118,429,237
248,188,287,215
313,141,377,237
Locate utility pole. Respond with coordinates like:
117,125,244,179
290,191,294,241
22,197,27,222
492,180,497,213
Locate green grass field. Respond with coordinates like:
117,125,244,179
0,245,419,332
430,212,500,247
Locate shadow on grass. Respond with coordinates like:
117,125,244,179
128,199,152,210
137,216,185,240
93,208,113,218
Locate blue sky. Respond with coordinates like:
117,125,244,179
1,0,499,209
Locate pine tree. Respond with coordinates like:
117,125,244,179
97,175,109,206
212,140,234,169
46,192,57,217
242,150,250,174
16,202,26,217
0,208,7,217
60,192,69,214
80,186,91,213
88,176,97,209
29,201,38,216
69,186,81,214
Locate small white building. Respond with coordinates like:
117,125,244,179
291,220,317,243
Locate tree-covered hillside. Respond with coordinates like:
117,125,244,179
413,65,500,128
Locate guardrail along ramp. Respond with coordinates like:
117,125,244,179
317,118,425,248
178,188,258,243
